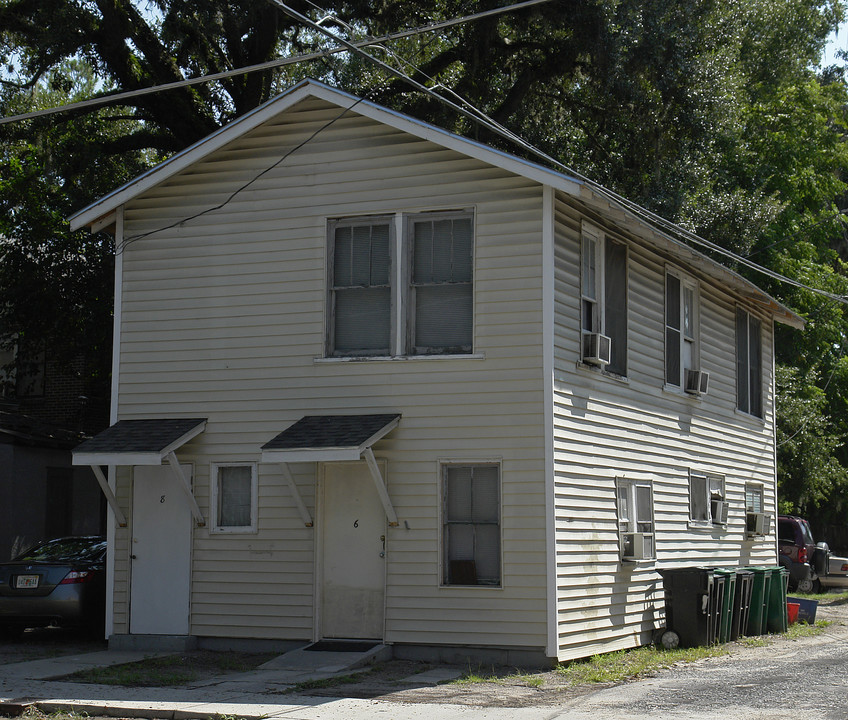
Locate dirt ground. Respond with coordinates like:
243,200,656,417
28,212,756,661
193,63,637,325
276,598,848,708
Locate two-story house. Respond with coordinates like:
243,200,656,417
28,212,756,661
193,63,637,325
71,80,801,665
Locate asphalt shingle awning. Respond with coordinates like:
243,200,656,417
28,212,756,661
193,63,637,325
261,413,400,463
72,418,207,466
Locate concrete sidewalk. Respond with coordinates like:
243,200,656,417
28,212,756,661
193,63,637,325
0,644,518,720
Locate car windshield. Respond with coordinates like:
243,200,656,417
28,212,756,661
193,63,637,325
14,537,106,563
799,521,815,545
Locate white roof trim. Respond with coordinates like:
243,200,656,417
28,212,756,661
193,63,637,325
68,79,803,328
69,79,581,231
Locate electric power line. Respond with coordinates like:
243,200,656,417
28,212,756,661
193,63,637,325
0,0,553,127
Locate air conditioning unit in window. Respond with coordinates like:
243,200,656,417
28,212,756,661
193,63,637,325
746,512,771,537
685,369,710,395
583,333,612,367
711,499,728,525
621,532,649,561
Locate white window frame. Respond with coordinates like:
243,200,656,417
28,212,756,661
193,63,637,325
580,221,605,337
616,477,655,561
326,215,395,358
406,210,475,356
580,221,628,376
736,307,763,418
210,462,258,534
440,461,502,588
326,210,474,359
665,268,701,389
689,471,726,527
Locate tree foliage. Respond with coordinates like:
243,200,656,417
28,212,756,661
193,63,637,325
2,0,848,521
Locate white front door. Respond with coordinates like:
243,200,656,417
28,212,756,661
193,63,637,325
320,461,386,639
130,464,193,635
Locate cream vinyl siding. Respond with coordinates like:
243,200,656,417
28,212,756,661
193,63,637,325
551,193,777,661
111,98,547,647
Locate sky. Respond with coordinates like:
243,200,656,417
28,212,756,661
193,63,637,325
823,22,848,65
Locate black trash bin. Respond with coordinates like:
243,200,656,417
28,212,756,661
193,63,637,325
659,567,719,647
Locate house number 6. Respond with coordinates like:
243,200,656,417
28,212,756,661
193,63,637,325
160,495,166,504
353,519,359,528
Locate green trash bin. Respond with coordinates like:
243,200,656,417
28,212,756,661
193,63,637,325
743,566,772,635
734,569,753,639
766,566,789,633
708,572,727,644
714,568,737,643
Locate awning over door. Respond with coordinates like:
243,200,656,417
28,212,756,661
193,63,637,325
261,413,401,526
72,418,207,466
72,418,207,528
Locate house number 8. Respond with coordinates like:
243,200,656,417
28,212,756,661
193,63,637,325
160,495,166,504
353,519,359,528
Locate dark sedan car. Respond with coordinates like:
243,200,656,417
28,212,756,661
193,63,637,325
0,536,106,636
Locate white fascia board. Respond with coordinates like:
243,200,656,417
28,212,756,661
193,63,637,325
574,191,805,329
261,447,362,463
69,79,583,231
73,451,165,466
160,420,207,456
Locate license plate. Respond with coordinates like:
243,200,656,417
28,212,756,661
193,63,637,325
15,575,39,589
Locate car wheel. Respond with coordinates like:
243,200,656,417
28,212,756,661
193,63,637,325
797,576,821,594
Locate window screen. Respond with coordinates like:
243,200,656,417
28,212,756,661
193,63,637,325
331,221,392,356
411,216,473,354
443,464,500,586
216,465,253,528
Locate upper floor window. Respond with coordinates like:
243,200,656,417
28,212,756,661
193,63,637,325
736,308,762,418
327,211,474,358
328,217,393,357
665,270,700,389
580,222,627,376
409,214,473,355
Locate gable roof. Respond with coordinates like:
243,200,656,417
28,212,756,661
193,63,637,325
69,78,803,329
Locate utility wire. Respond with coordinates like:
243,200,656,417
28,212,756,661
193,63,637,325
0,0,553,127
270,0,848,308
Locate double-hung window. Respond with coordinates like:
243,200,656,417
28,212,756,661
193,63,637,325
409,214,473,354
745,482,770,536
665,270,700,388
689,471,726,526
580,222,627,375
736,308,763,417
442,463,500,586
327,211,474,357
616,477,654,560
211,463,258,533
328,217,393,356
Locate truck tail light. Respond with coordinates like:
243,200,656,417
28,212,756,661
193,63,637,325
798,547,808,564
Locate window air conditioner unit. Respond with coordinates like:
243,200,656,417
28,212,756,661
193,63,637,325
583,333,612,366
621,532,649,561
711,499,728,525
685,369,710,395
747,512,771,536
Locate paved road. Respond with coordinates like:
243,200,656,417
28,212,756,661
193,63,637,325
549,601,848,720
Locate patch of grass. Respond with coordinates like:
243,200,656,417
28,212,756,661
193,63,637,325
738,636,771,647
282,667,377,694
785,619,831,639
62,651,276,687
20,710,89,720
555,645,727,685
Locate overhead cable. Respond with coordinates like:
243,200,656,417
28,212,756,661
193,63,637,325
269,0,848,307
0,0,553,127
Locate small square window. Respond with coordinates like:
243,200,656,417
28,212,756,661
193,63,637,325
617,478,654,560
211,463,257,533
442,463,500,586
